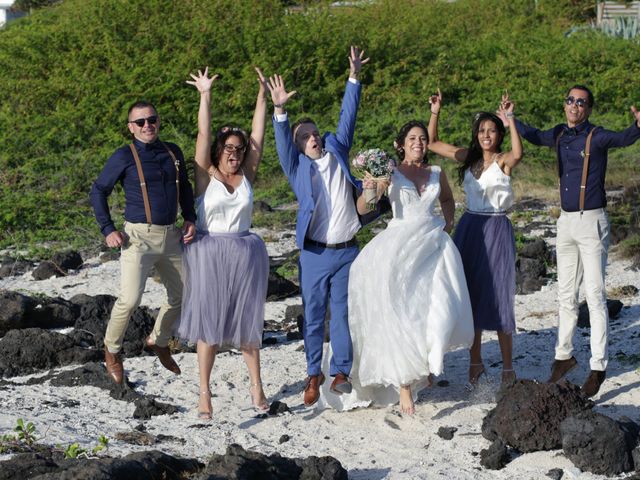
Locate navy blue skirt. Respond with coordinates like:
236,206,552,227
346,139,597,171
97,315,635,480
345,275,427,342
453,212,516,333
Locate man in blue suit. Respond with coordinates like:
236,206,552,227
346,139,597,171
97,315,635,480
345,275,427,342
269,46,370,406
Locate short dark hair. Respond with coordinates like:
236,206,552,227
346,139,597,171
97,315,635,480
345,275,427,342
211,125,249,168
394,120,429,163
566,85,594,107
291,117,316,142
127,101,157,118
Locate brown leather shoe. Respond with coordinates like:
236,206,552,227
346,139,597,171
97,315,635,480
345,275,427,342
104,346,124,384
330,373,352,395
547,356,577,383
581,370,606,398
303,373,325,406
144,336,181,375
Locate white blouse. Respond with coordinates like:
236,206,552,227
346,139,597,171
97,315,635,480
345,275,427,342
195,174,253,233
464,160,514,213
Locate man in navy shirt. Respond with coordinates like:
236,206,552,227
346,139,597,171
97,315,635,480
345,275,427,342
515,86,640,397
90,101,196,384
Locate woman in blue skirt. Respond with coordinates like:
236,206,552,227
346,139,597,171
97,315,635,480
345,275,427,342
428,92,523,387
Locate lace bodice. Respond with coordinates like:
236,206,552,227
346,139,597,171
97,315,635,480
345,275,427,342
464,160,513,213
388,165,445,229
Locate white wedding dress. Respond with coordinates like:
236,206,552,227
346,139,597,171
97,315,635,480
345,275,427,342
317,166,474,411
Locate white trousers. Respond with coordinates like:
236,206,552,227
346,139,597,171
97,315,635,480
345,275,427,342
555,208,610,371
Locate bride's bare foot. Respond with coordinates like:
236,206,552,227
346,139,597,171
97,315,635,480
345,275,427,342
250,382,269,411
399,385,415,415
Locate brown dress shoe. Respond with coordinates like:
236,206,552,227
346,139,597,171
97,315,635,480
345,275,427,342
547,356,577,383
144,336,181,375
581,370,606,397
330,373,352,395
303,373,325,406
104,346,124,384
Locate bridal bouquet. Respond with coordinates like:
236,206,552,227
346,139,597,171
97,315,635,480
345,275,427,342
351,148,394,179
351,149,394,210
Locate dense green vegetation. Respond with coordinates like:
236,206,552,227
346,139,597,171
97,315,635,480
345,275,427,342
1,0,639,254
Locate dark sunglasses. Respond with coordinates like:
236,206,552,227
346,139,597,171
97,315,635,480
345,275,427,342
223,144,246,153
565,96,588,108
128,116,158,127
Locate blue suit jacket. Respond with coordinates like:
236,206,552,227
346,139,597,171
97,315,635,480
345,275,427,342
273,80,362,249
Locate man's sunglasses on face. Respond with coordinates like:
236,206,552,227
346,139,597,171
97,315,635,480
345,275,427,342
129,116,158,127
565,96,588,108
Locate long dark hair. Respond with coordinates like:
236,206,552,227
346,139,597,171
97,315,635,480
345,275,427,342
457,112,505,185
395,120,429,163
211,125,249,168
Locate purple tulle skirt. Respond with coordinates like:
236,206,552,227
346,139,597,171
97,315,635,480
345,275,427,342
176,230,269,348
453,211,516,333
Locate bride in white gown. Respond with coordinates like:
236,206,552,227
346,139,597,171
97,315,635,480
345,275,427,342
317,120,474,414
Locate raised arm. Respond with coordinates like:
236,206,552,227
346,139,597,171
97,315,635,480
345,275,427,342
242,67,269,184
269,74,299,179
496,94,523,174
186,67,219,196
427,89,468,162
596,105,640,149
334,46,369,149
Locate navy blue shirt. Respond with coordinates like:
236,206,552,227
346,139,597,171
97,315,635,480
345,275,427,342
90,138,196,236
516,119,640,211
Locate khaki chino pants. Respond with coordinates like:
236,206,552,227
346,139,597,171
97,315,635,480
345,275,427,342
104,222,183,353
555,208,610,371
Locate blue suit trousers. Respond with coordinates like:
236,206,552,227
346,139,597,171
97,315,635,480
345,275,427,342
299,244,358,377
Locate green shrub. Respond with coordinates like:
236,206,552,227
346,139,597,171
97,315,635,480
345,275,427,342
1,0,640,252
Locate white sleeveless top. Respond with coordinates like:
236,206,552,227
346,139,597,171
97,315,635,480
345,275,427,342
195,175,253,233
464,160,514,213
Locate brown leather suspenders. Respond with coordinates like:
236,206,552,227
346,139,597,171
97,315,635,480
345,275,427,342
579,128,598,213
555,126,599,213
128,142,181,225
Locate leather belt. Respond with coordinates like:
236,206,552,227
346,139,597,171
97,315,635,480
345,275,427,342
304,237,358,250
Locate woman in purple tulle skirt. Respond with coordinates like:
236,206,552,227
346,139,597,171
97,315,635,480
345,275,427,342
176,67,270,419
428,91,523,388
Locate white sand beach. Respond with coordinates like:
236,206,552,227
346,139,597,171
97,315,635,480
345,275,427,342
0,227,639,479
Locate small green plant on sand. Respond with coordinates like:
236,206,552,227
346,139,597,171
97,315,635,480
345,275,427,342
14,418,36,446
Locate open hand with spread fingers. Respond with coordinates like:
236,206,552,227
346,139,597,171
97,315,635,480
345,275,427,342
268,74,297,108
186,66,219,93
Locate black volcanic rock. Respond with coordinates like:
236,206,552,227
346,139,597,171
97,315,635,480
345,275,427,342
51,250,83,270
198,443,347,480
560,412,639,475
0,450,202,480
0,328,101,377
267,271,300,301
32,261,67,280
70,294,156,356
480,439,510,470
515,256,547,294
0,291,78,336
0,257,33,278
482,379,592,452
577,299,624,328
133,397,179,420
